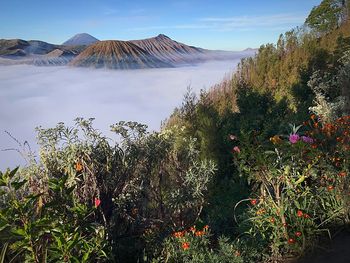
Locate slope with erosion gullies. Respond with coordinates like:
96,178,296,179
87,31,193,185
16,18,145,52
0,38,86,65
70,40,173,69
130,34,207,64
130,34,250,64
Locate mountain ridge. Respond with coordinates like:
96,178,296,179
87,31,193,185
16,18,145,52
0,34,255,69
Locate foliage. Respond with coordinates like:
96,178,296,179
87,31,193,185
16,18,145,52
233,115,350,260
0,167,108,262
306,0,344,33
153,225,244,263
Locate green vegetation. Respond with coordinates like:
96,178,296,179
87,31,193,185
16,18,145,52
1,0,350,262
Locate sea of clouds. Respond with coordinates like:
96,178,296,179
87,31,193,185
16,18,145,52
0,59,242,169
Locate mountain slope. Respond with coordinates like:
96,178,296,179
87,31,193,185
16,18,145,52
63,33,99,46
130,34,207,64
70,40,172,69
0,39,30,57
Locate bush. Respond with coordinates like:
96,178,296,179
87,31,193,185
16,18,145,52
233,115,350,260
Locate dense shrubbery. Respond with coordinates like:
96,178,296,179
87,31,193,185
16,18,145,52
232,115,350,260
1,0,350,262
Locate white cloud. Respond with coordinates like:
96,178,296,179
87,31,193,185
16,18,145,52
129,13,307,32
0,59,245,169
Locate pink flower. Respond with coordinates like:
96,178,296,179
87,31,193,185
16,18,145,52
289,134,300,144
94,198,101,208
233,146,241,154
301,136,314,144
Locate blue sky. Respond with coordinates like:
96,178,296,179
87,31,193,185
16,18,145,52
0,0,321,50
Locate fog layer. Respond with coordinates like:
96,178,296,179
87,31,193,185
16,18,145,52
0,60,240,168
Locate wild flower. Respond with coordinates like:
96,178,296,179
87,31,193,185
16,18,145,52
301,136,314,144
250,199,257,205
195,231,204,237
288,238,296,244
270,135,282,144
289,134,300,144
94,198,101,208
75,162,83,172
295,231,302,237
189,226,196,233
233,146,241,154
338,171,347,177
182,242,190,250
297,210,303,217
173,231,184,238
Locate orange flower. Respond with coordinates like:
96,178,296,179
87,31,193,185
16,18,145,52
310,114,316,120
75,162,83,172
327,185,335,191
256,208,266,215
203,225,209,231
195,231,204,237
182,242,190,250
270,218,275,223
189,226,196,233
297,210,303,217
173,231,184,238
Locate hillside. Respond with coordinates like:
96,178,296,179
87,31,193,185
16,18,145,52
130,34,207,64
70,40,172,69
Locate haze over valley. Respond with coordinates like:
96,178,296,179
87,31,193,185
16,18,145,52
0,58,246,169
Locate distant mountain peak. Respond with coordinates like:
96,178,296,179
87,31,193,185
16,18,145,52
63,33,99,46
155,34,171,40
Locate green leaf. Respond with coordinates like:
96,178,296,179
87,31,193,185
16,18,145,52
11,180,27,190
9,167,19,178
11,228,26,237
0,243,8,263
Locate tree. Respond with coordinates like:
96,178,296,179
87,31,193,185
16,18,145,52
306,0,344,33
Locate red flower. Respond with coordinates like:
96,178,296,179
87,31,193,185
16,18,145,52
182,242,190,250
297,210,303,217
303,213,310,219
94,198,101,208
295,231,302,237
338,171,347,177
250,199,257,205
203,225,209,231
288,238,296,244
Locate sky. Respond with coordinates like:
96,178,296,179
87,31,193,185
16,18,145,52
0,0,322,50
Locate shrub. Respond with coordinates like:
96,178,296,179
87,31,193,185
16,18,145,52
233,115,350,260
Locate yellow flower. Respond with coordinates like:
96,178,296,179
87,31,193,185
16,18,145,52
270,135,282,145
